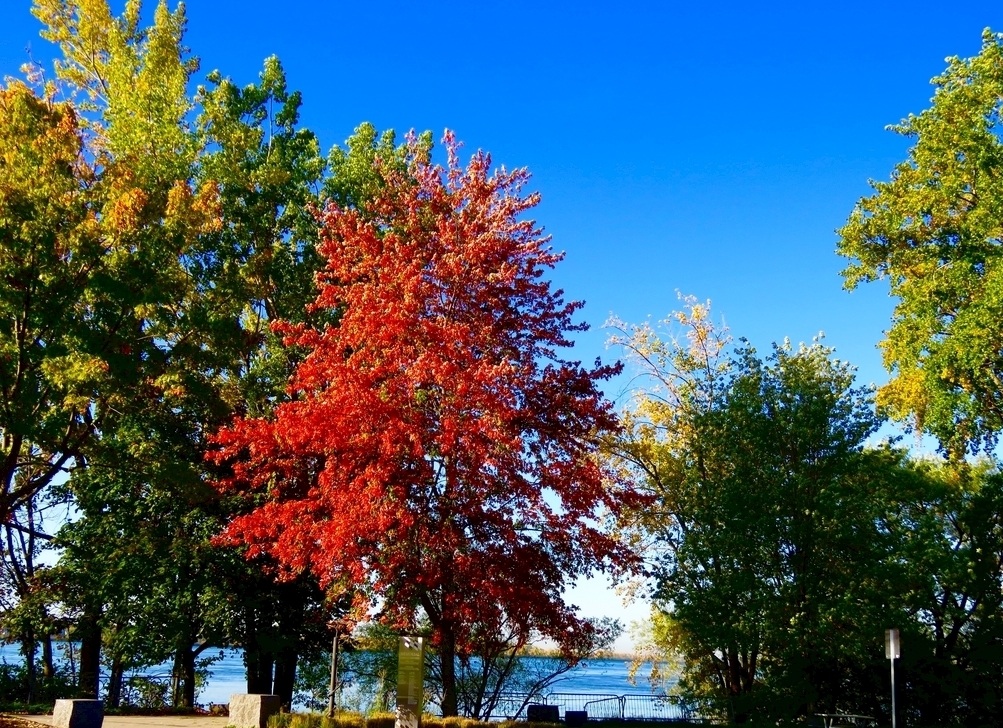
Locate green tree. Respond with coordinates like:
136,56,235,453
14,0,338,705
880,460,1003,725
51,421,234,708
835,29,1003,724
837,29,1003,458
610,298,893,722
0,0,219,523
0,490,63,703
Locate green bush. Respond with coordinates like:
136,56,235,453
0,658,76,705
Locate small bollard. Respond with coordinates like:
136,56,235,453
52,699,103,728
527,704,560,723
229,694,281,728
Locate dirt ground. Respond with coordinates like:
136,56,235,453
0,717,44,728
1,715,229,728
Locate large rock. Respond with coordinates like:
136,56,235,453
229,694,281,728
52,699,103,728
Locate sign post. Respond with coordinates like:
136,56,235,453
327,631,339,717
885,628,900,728
396,636,425,728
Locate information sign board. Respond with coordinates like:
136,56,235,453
396,636,424,728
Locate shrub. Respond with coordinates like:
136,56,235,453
0,658,75,705
268,713,506,728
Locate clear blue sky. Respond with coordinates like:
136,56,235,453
3,1,1003,651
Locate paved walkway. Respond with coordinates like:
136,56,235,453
24,716,230,728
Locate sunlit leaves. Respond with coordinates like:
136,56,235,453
33,0,197,181
838,29,1003,457
212,133,639,713
0,80,101,520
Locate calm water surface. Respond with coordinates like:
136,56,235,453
0,643,658,706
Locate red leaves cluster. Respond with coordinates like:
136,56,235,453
211,132,638,654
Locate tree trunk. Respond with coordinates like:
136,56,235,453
21,628,37,703
42,634,53,681
243,609,273,694
272,647,297,710
107,655,123,708
438,625,458,717
77,610,102,699
174,646,196,708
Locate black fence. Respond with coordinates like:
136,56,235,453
486,692,695,721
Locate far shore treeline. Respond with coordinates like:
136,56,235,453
1,2,1002,726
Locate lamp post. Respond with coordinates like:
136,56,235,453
885,628,900,728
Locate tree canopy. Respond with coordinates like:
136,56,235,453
6,1,1003,722
211,133,640,716
610,299,896,722
838,29,1003,457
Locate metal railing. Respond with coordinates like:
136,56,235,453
489,692,696,721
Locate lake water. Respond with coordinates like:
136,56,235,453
0,643,660,707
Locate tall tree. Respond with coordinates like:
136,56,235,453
834,29,1003,724
15,0,338,704
610,299,892,722
0,80,102,531
15,0,221,701
0,0,219,528
880,460,1003,726
212,133,639,716
837,29,1003,458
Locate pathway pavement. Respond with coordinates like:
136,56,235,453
23,716,230,728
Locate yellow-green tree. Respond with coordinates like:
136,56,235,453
838,29,1003,458
2,0,329,705
0,0,220,517
12,0,377,708
1,0,230,700
0,81,98,525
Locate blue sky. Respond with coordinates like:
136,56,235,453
4,1,1003,651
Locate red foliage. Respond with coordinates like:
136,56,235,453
211,132,638,667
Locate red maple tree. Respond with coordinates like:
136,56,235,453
211,133,639,715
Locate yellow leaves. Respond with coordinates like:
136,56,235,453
837,31,1003,455
153,370,187,400
101,168,220,254
40,351,109,411
875,368,929,430
33,0,197,182
608,294,730,440
33,0,116,107
0,81,81,179
165,179,222,234
0,81,102,267
164,179,191,221
193,181,222,229
107,185,147,231
626,608,685,694
252,165,293,189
